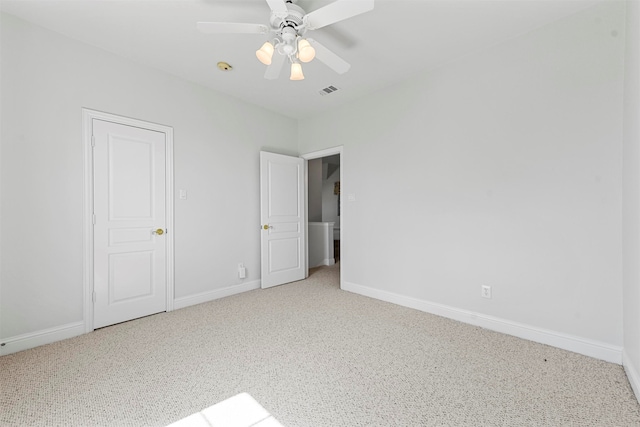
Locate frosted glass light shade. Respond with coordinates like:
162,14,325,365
297,39,315,63
256,42,274,65
290,63,304,80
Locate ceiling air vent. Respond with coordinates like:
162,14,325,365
319,85,340,96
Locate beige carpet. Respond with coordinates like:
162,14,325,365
1,263,639,426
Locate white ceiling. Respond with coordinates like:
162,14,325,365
1,0,599,120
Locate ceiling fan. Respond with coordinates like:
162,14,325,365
197,0,374,81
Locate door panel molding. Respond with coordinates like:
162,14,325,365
82,109,174,332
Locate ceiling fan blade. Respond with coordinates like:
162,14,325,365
305,0,374,30
264,53,286,80
265,0,289,17
307,38,351,74
196,22,268,34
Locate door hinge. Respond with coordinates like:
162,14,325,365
92,291,96,303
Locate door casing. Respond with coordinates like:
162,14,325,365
82,108,175,332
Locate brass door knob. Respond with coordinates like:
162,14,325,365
153,229,164,235
263,225,269,230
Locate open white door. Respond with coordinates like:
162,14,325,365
260,151,306,288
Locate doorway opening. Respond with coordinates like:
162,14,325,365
301,147,343,289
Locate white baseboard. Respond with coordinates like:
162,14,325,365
174,280,261,310
0,321,85,356
623,351,640,402
0,282,261,356
343,281,623,364
311,259,335,268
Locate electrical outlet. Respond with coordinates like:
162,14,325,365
481,285,492,299
238,263,246,279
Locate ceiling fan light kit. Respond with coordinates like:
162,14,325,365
256,41,275,65
290,62,305,81
197,0,374,81
297,39,315,63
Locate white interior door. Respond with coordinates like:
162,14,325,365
92,119,167,328
260,151,306,288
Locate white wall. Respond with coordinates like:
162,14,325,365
322,166,340,227
0,11,3,345
308,158,323,222
308,222,334,268
299,2,625,360
0,14,297,342
623,0,640,398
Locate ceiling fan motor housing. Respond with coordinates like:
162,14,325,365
270,2,307,34
270,2,308,58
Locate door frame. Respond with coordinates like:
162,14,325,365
82,108,175,332
300,146,343,289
